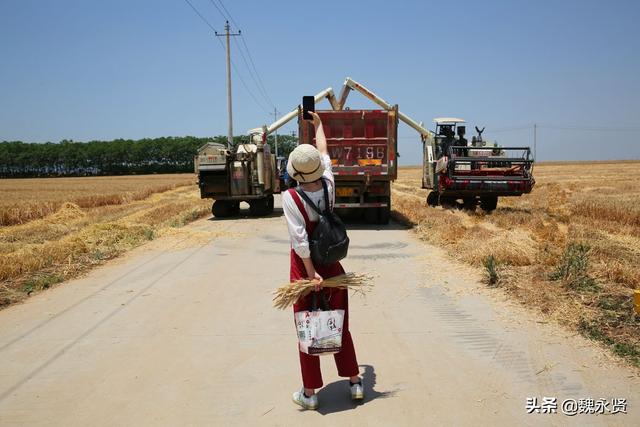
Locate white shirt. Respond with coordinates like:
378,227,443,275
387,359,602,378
282,154,335,258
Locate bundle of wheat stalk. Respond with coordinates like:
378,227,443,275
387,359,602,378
272,273,373,310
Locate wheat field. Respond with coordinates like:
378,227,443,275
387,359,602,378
0,174,210,307
392,161,640,366
0,174,197,226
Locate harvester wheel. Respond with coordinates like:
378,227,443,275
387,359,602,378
439,195,457,209
480,196,498,212
212,200,238,218
426,191,439,207
463,197,477,211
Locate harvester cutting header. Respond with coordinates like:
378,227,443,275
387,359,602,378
195,77,535,220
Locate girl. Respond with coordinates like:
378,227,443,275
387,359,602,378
282,111,362,410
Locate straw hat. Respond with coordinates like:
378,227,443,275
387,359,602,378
287,144,324,183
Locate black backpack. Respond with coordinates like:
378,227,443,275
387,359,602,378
296,179,349,266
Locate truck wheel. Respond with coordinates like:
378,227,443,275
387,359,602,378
212,200,237,218
427,191,439,207
364,207,378,224
463,197,477,211
480,196,498,212
377,197,391,225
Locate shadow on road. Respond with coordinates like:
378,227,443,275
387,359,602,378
206,209,411,232
314,364,398,415
344,219,410,232
207,207,284,221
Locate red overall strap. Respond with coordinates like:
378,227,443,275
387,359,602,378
288,188,312,235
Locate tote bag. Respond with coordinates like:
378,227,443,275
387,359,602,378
294,293,344,355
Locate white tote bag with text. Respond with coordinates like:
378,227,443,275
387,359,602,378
294,309,345,356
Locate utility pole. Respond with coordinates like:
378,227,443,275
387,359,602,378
215,21,241,148
533,123,537,161
271,108,279,157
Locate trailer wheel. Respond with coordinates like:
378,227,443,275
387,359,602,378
377,197,391,225
249,196,272,216
230,202,240,216
480,196,498,212
427,191,439,207
212,200,238,218
265,194,274,215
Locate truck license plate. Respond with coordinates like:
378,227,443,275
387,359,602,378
336,188,355,197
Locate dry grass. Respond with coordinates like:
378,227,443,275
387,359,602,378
272,273,373,310
0,174,211,307
0,174,196,226
393,162,640,366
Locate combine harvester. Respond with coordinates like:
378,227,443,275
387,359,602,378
195,77,534,219
422,118,535,212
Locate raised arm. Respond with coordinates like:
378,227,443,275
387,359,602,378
308,111,327,156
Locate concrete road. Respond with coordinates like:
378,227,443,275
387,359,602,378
0,197,638,426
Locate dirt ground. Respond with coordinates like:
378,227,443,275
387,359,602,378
0,196,637,426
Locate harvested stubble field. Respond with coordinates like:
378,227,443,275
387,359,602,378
392,161,640,366
0,174,210,307
0,174,197,226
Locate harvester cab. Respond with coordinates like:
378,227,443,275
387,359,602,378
434,118,466,159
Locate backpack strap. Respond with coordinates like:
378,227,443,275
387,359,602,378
320,178,332,212
288,188,312,234
295,178,331,215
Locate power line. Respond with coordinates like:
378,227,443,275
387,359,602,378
183,0,217,33
239,34,275,108
489,123,640,133
232,36,274,109
214,0,240,29
538,123,640,132
207,0,227,21
489,124,533,133
182,0,271,116
208,0,276,109
213,37,270,114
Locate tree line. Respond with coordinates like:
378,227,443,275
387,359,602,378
0,134,297,178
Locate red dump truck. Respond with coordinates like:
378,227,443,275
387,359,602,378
234,77,427,223
298,108,398,224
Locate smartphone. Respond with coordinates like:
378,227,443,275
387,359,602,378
302,96,315,120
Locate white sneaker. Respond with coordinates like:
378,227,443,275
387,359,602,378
292,388,318,410
350,381,364,400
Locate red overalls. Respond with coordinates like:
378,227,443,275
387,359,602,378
288,188,359,389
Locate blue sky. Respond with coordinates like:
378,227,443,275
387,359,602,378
1,0,639,163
